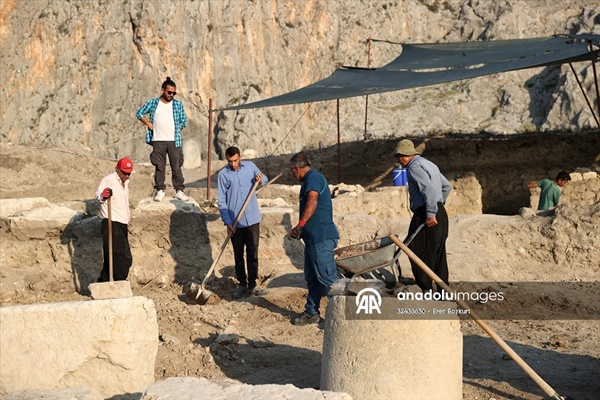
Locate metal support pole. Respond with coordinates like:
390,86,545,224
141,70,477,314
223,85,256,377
589,44,600,121
364,38,371,136
337,98,341,184
207,98,213,200
569,63,600,129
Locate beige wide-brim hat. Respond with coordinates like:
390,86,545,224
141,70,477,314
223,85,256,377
392,139,420,156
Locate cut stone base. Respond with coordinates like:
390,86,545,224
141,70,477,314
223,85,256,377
321,296,462,400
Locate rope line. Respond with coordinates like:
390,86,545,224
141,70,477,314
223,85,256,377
369,38,404,46
8,131,147,175
268,102,313,156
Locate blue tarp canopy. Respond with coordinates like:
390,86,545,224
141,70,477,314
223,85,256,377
219,34,600,111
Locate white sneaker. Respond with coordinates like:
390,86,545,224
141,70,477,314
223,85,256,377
153,190,165,202
174,190,188,201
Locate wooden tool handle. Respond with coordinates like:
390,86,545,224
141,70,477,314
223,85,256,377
256,172,282,194
388,234,559,399
196,179,261,297
108,196,113,282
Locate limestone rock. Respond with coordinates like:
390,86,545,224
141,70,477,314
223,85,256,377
182,140,202,169
251,336,275,348
140,377,352,400
0,387,104,400
0,297,159,398
1,1,598,163
8,204,85,240
0,198,49,218
215,327,240,345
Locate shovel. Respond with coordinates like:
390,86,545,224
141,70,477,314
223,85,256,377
187,173,280,305
89,196,133,300
187,172,282,304
388,234,574,400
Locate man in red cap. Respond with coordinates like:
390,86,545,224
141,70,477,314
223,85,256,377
94,157,134,282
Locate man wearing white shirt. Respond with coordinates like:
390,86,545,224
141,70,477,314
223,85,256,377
95,157,134,282
136,76,188,202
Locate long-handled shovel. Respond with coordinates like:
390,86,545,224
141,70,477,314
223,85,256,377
187,173,282,305
89,196,133,299
388,234,573,400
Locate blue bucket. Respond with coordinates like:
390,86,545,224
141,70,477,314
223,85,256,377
392,167,407,186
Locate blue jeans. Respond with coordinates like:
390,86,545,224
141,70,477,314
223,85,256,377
304,238,338,317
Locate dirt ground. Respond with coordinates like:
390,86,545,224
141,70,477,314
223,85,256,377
1,133,599,400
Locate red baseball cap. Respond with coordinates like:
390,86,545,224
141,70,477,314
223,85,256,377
116,157,134,173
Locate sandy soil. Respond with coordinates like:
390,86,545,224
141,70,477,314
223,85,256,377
1,137,599,400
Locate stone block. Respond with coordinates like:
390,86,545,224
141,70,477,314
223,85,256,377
0,296,158,398
182,140,201,169
88,280,133,300
0,198,49,218
0,387,104,400
569,172,583,182
333,191,362,215
140,377,352,400
8,205,85,240
256,184,299,204
582,171,598,180
321,296,462,400
361,190,410,219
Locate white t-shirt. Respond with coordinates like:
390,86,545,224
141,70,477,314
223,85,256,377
152,100,175,141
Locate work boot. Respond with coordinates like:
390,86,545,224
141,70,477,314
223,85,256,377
293,313,320,326
232,285,248,299
154,190,165,202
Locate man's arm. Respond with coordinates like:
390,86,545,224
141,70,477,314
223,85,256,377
217,174,233,226
300,191,319,222
254,164,268,186
138,116,153,131
441,175,452,202
289,191,319,239
411,165,438,218
176,100,187,129
526,181,539,189
136,101,154,130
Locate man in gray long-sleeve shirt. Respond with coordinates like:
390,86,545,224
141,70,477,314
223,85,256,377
393,139,452,293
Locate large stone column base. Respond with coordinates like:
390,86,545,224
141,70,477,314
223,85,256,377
321,296,462,400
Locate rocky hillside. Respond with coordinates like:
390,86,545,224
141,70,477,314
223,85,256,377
1,0,599,163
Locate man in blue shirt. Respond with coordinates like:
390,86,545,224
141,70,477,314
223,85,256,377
218,147,268,298
136,77,188,202
289,152,339,325
394,139,451,293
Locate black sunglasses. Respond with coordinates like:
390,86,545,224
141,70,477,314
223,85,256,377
166,90,177,96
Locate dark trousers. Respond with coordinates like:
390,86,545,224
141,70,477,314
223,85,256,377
150,141,185,191
230,223,260,288
407,203,449,292
99,219,132,282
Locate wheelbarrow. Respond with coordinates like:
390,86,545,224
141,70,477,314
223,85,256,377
334,224,425,287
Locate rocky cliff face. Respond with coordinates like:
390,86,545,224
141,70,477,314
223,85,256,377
1,0,598,163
